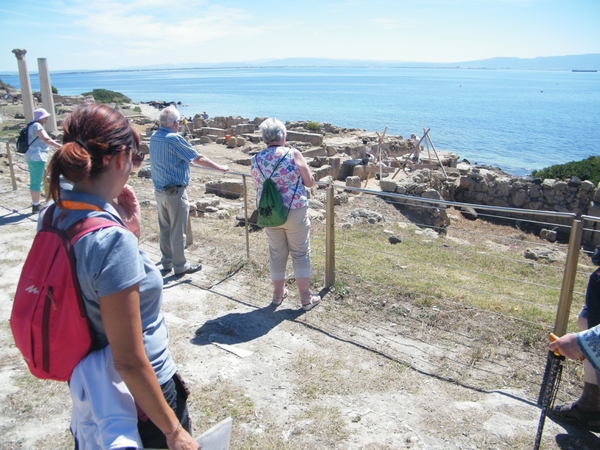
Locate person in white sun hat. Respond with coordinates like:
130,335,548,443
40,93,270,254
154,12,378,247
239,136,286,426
25,108,61,213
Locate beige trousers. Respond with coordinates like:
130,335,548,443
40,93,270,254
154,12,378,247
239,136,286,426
265,207,311,281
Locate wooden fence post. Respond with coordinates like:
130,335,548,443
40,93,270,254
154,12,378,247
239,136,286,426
325,182,335,288
553,218,583,336
6,142,18,191
243,176,250,258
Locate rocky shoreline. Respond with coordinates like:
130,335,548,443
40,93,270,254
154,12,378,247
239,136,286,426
2,92,599,246
129,102,600,247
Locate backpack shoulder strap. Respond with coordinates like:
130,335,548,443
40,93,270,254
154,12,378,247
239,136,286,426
42,202,129,243
66,218,126,244
41,203,58,230
255,155,267,179
258,150,291,181
286,177,302,215
26,121,39,147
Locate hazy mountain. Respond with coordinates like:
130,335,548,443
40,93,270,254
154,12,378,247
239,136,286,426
2,54,597,75
120,54,600,71
450,54,600,70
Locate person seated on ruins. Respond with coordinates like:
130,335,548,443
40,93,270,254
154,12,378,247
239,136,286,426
410,133,421,162
361,152,375,165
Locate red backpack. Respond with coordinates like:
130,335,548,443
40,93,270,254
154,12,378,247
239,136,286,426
10,203,121,381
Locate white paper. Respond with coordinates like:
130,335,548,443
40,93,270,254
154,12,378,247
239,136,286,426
197,416,233,450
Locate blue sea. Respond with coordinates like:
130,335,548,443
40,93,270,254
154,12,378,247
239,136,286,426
1,67,599,177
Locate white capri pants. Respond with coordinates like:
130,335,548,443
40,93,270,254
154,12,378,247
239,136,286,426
265,207,311,281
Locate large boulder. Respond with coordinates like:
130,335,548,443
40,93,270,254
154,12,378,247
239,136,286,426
205,179,244,199
286,131,323,146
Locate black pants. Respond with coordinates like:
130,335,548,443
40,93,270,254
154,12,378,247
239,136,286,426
137,372,192,449
584,268,600,329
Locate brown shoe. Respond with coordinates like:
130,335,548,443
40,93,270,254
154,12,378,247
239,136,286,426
550,402,600,432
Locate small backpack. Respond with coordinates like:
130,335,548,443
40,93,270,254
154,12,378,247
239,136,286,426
256,152,300,228
16,121,38,154
10,203,121,381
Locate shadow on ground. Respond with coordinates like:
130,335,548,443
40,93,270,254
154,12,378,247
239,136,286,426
191,305,305,346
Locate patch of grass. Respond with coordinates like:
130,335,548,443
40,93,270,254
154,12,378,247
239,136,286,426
212,255,248,280
0,130,20,141
327,223,581,332
306,121,320,132
293,405,349,445
191,379,255,424
290,346,406,399
81,88,131,104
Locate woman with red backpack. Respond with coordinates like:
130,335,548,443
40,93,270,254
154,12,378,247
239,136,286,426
45,104,198,449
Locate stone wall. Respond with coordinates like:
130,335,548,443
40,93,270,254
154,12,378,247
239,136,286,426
379,163,600,245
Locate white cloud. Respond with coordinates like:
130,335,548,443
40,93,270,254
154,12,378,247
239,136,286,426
60,0,265,56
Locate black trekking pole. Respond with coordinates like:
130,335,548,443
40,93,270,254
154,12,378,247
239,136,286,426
533,336,564,450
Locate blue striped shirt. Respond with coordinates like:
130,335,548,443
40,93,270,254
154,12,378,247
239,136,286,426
149,126,198,190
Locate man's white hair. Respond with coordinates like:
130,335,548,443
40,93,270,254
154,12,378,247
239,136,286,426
159,105,180,126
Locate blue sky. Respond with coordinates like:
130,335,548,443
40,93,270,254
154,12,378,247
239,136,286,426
1,0,598,72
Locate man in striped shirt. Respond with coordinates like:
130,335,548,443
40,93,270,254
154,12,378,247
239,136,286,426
150,105,228,276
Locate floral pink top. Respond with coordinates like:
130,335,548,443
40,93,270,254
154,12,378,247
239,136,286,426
251,146,308,210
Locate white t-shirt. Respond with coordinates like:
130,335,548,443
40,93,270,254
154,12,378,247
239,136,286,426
25,121,49,162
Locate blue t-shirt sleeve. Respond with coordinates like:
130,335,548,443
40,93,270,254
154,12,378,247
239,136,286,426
80,227,145,297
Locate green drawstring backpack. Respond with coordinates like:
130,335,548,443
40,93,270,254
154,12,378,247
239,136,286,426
256,152,300,228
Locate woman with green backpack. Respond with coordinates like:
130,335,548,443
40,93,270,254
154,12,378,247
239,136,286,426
251,118,321,311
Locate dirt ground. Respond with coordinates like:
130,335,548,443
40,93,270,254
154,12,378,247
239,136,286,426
0,104,599,449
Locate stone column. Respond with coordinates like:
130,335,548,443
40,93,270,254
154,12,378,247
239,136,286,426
11,49,34,122
37,58,57,133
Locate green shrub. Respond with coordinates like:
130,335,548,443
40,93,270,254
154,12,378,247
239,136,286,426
306,121,320,131
51,85,58,94
531,156,600,185
82,89,131,104
133,106,142,113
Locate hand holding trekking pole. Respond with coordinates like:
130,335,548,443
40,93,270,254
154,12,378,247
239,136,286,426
549,332,586,361
534,333,586,449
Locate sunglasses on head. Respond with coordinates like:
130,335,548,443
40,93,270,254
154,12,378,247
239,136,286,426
132,151,145,166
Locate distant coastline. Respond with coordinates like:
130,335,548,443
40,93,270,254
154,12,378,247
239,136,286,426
1,53,599,75
0,66,590,78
